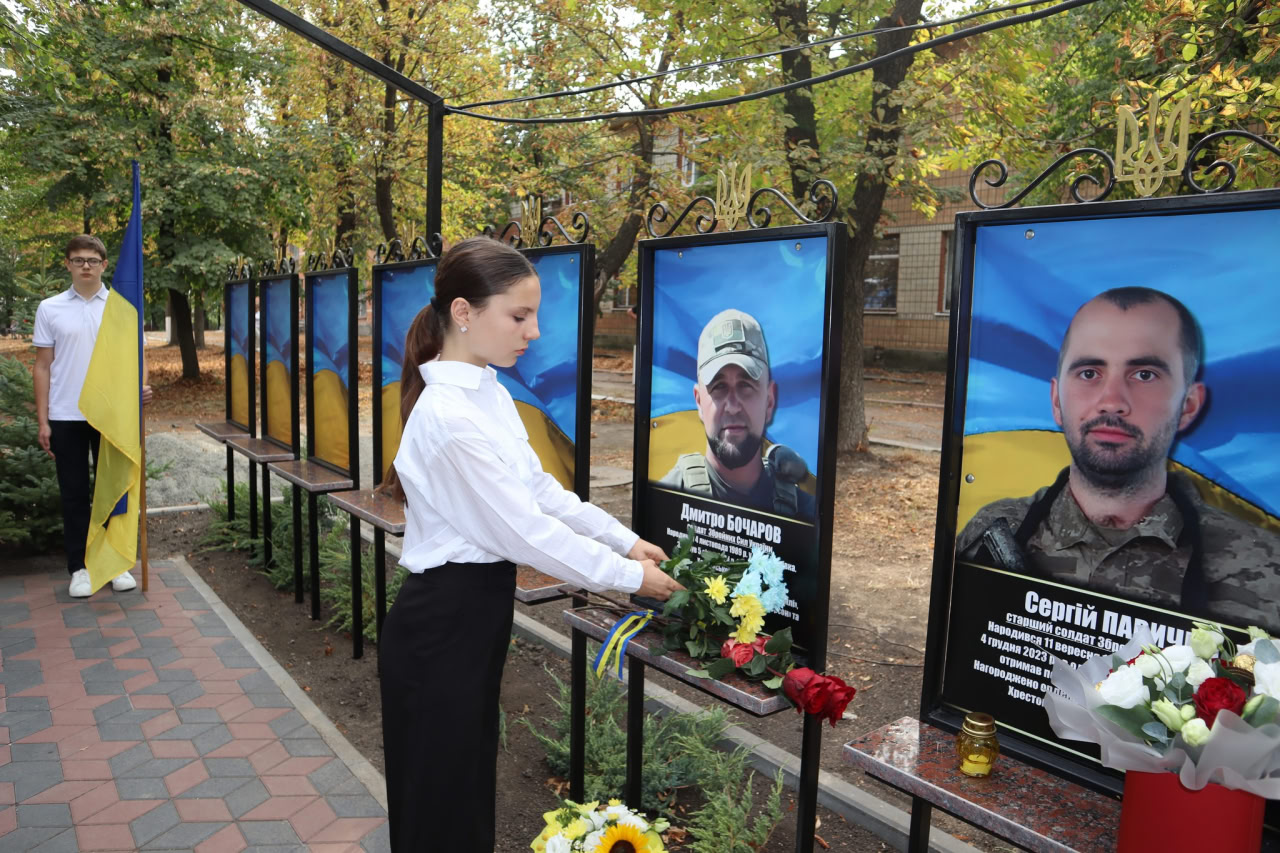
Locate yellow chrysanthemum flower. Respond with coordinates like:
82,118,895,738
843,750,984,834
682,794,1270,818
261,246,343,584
730,592,764,621
599,822,650,852
703,575,730,605
608,799,622,807
564,818,589,840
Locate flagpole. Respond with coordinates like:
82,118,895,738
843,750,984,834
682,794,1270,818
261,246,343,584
139,353,149,593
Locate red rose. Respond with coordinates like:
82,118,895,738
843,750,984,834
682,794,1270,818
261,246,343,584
816,676,857,727
721,639,755,667
1193,676,1247,727
782,667,820,709
781,668,857,726
752,634,770,654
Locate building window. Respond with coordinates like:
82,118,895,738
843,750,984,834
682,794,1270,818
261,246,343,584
864,234,899,312
937,229,955,314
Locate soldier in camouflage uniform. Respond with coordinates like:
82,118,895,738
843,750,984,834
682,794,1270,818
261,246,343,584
658,309,816,522
957,286,1280,629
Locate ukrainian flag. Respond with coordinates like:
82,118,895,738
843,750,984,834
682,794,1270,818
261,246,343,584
79,161,144,592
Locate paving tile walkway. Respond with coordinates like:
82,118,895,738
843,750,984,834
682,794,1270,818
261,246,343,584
0,560,388,852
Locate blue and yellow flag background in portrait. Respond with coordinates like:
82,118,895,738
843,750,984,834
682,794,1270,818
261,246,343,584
960,206,1280,533
309,272,352,472
79,160,144,591
647,236,827,494
377,262,436,481
494,251,583,491
262,278,293,446
228,282,250,429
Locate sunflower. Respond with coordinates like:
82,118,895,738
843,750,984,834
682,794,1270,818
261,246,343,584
597,822,649,853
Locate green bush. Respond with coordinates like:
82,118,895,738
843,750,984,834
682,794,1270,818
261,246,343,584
0,354,62,552
523,661,786,851
203,482,404,641
522,664,728,815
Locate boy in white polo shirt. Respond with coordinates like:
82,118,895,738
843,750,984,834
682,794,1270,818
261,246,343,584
33,235,153,598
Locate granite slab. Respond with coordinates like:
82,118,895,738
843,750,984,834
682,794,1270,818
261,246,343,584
195,421,249,441
515,565,574,604
325,489,406,534
843,716,1119,853
225,436,294,464
267,459,354,493
563,607,790,716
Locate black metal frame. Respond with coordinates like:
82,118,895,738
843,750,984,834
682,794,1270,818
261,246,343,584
223,266,255,524
225,269,256,435
293,254,364,649
919,186,1280,802
518,241,596,502
369,247,439,645
257,271,301,455
578,221,846,853
248,264,300,574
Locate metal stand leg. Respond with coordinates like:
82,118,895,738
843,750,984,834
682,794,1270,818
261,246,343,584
350,516,362,659
248,460,258,540
907,796,932,853
569,595,587,803
625,660,645,810
292,484,303,603
226,445,235,521
374,528,386,645
794,711,823,853
308,492,320,621
262,466,273,568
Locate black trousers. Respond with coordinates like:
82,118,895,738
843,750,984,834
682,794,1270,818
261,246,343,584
48,420,101,575
379,560,517,852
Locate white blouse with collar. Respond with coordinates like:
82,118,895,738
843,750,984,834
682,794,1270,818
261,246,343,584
393,359,643,593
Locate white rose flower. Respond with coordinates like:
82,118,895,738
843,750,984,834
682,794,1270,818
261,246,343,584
1160,645,1195,675
1190,627,1224,659
1134,654,1162,679
582,830,605,852
1181,717,1212,747
1097,665,1149,709
546,835,573,853
1254,661,1280,701
1186,658,1215,689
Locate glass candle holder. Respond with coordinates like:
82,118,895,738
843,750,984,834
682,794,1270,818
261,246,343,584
956,712,999,777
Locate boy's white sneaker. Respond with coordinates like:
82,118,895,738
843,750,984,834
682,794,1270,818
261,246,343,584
111,571,137,592
69,569,93,598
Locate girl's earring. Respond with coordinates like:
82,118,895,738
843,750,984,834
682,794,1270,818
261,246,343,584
460,325,468,334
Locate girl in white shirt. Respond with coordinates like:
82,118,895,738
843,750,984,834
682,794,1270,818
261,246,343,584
378,236,683,851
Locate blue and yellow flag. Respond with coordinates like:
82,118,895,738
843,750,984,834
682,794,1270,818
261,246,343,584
79,160,144,592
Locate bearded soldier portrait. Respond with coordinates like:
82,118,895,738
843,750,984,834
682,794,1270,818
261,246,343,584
957,286,1280,629
658,308,816,523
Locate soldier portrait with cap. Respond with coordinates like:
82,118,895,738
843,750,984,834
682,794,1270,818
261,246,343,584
657,308,816,522
957,286,1280,630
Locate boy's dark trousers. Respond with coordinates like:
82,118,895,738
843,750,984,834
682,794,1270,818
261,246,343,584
48,420,101,575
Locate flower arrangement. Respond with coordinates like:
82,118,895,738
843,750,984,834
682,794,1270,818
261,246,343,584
658,528,797,685
1045,621,1280,796
653,528,856,724
530,799,668,853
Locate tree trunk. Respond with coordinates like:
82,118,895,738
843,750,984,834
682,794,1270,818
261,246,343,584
194,291,206,349
374,81,398,242
837,0,926,454
773,0,822,200
593,118,659,309
154,31,199,381
168,288,200,380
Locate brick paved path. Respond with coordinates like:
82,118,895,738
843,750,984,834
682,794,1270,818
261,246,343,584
0,561,388,852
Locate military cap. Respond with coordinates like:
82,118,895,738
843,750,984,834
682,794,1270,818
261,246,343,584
697,309,769,388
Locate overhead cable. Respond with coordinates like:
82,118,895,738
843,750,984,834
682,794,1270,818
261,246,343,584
458,0,1066,111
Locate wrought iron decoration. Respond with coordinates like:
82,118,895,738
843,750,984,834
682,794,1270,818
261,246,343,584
970,94,1279,207
646,164,838,238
